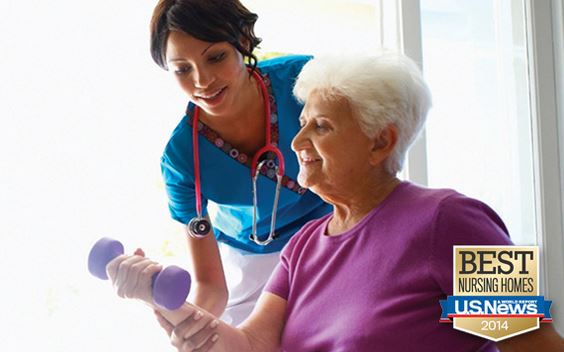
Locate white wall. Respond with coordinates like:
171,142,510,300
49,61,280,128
0,1,188,350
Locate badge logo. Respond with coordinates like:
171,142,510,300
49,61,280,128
440,246,553,341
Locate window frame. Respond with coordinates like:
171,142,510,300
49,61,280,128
389,0,564,332
525,0,564,333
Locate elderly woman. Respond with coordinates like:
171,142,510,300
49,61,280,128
108,54,563,351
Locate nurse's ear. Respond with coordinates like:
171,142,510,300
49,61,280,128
368,124,398,167
238,37,252,54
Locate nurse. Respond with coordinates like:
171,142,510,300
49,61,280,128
147,0,331,325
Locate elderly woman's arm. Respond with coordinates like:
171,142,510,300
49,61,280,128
160,293,286,352
106,253,286,351
496,324,563,351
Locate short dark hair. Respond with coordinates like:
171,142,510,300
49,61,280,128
150,0,262,72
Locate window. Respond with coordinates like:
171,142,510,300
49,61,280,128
398,0,563,330
247,0,381,56
420,0,535,246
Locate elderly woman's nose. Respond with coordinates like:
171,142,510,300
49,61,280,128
291,128,309,152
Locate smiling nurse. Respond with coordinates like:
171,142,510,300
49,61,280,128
134,0,331,326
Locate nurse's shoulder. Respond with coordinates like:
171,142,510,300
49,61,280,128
258,55,313,83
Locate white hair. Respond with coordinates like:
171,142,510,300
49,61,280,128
293,53,432,175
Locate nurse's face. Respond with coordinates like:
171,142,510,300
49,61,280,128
291,90,375,196
165,31,248,117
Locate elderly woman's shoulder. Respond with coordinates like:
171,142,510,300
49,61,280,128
418,184,499,216
400,182,510,242
401,181,485,207
398,182,507,228
395,181,461,209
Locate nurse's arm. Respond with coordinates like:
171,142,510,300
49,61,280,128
496,323,563,351
182,215,228,317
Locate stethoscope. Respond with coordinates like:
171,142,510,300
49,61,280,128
187,70,285,246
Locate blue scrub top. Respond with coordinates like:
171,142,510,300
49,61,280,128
161,55,332,253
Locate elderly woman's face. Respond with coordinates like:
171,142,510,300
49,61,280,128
291,90,375,194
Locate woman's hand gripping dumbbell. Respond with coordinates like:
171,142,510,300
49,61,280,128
88,237,191,310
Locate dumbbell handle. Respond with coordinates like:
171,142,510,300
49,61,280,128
88,237,191,310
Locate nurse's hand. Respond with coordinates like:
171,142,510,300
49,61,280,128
106,248,163,306
155,310,220,352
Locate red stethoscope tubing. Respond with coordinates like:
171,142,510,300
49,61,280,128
192,107,204,217
191,70,285,218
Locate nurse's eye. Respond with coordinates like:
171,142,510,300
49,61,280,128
209,52,226,63
173,65,191,76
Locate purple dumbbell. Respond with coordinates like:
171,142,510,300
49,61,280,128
88,237,191,310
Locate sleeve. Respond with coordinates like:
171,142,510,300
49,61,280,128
263,234,298,300
429,193,513,295
263,260,290,300
160,150,208,225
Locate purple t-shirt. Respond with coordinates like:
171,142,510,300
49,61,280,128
265,181,512,351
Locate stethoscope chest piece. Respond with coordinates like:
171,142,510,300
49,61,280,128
188,217,211,239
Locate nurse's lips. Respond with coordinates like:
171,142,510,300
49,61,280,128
194,86,226,101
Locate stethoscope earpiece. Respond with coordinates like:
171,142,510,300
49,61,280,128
187,217,211,239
